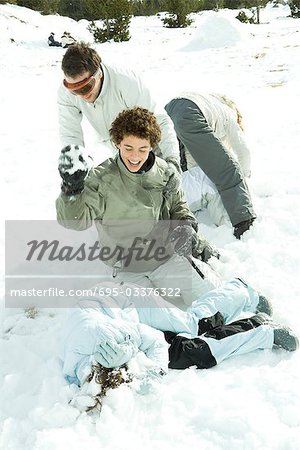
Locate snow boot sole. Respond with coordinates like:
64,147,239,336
273,327,299,352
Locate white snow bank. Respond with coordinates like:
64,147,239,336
181,12,249,51
0,3,91,46
261,2,291,21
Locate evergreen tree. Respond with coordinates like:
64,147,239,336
16,0,59,14
86,0,133,43
16,0,40,8
132,0,168,16
223,0,244,8
162,0,197,28
40,0,60,14
201,0,224,11
243,0,268,23
58,0,94,20
236,9,255,22
290,0,300,17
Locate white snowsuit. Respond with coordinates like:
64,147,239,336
62,302,169,386
61,278,274,385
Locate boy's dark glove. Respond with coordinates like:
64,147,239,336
58,144,93,196
198,243,220,263
170,224,220,262
169,224,198,257
233,218,255,239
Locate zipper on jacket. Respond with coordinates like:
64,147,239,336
112,259,123,278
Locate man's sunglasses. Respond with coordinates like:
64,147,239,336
63,67,101,96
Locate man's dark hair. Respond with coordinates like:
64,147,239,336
61,41,101,77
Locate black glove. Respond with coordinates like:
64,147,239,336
169,224,200,258
58,144,93,196
198,243,220,263
233,218,255,239
170,225,220,262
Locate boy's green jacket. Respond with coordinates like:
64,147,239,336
56,154,201,272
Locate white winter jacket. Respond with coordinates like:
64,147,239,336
61,297,169,386
61,34,76,48
58,63,179,161
176,92,251,177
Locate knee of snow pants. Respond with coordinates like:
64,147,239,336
164,331,217,369
188,278,260,325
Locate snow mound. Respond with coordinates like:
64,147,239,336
0,3,91,46
260,2,291,21
181,13,249,51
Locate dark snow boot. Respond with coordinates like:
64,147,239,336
273,327,299,352
235,278,273,316
256,295,273,316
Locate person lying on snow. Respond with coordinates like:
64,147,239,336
61,278,298,412
56,107,221,307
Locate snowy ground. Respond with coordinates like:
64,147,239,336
1,3,300,450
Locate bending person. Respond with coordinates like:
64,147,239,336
165,92,256,239
58,42,180,173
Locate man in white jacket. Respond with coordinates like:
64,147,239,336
58,41,180,171
165,93,256,238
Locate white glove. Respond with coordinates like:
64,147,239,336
94,339,138,369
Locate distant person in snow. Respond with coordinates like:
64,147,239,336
165,93,256,239
47,32,61,47
57,41,181,177
56,107,220,307
61,31,76,48
61,278,298,411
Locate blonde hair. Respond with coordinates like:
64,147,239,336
220,95,244,131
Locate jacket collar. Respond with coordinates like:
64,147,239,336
118,151,155,174
115,153,166,189
93,63,108,105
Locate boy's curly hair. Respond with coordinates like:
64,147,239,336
109,107,161,149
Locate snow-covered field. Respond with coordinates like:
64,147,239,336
1,3,300,449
